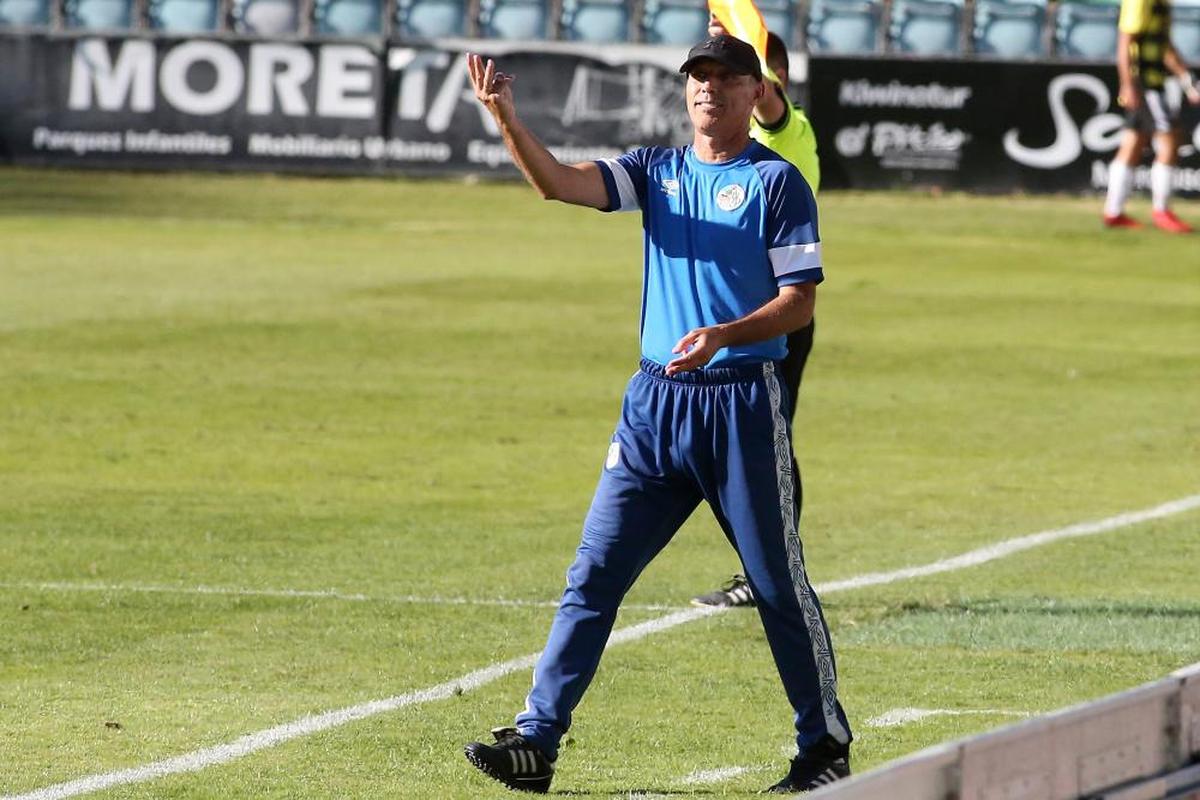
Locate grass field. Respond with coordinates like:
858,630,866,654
1,167,1198,799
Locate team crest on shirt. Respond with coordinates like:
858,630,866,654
660,179,679,197
716,183,746,211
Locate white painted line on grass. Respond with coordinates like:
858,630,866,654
818,493,1200,594
4,606,719,800
0,581,681,612
681,766,752,784
865,707,1032,728
7,492,1199,800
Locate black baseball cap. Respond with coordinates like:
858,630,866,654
678,35,762,82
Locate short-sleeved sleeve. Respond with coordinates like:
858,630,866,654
1119,0,1150,34
594,148,653,213
762,163,823,287
751,104,821,195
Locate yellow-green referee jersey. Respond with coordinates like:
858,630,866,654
750,95,820,195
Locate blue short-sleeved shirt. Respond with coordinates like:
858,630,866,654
595,140,822,368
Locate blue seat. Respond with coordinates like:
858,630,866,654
233,0,298,32
397,0,465,36
1054,0,1119,59
479,0,547,37
316,0,381,33
66,0,132,27
561,0,628,41
973,0,1045,56
889,0,963,54
1172,0,1200,62
0,0,50,25
641,0,709,44
150,0,219,30
757,0,795,44
806,0,881,53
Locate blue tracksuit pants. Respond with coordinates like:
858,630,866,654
515,359,852,760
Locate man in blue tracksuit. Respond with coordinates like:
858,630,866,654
462,35,853,794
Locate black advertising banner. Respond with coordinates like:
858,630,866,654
0,35,385,171
3,33,1198,195
0,34,694,174
808,55,1200,196
381,42,695,172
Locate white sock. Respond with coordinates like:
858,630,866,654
1150,162,1173,211
1104,160,1133,217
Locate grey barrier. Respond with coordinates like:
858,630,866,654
807,662,1200,800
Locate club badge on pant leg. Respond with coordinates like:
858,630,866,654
605,442,620,470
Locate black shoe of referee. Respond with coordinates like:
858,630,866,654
464,726,555,793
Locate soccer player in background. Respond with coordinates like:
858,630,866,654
1102,0,1200,232
461,34,852,795
692,20,824,608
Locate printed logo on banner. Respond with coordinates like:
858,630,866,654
1003,72,1199,169
834,121,969,171
66,38,379,118
835,124,870,158
838,79,973,110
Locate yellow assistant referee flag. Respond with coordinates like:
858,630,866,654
707,0,779,83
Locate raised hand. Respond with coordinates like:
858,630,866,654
467,53,516,122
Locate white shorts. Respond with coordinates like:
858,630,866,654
1124,89,1179,134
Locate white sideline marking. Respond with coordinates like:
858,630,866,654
682,766,751,784
0,581,679,612
7,492,1199,800
865,707,1032,728
5,606,719,800
818,493,1200,594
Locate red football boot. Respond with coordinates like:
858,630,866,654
1103,213,1143,229
1152,209,1194,234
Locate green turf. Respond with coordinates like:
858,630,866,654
1,167,1197,798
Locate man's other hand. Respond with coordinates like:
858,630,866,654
666,325,727,375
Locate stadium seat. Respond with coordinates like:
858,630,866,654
560,0,629,41
233,0,298,32
0,0,49,24
757,0,796,45
315,0,381,33
973,0,1046,56
806,0,882,53
396,0,466,36
641,0,710,44
1054,0,1119,59
149,0,219,30
478,0,548,38
65,0,132,27
889,0,964,54
1172,0,1200,62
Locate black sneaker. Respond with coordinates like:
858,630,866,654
766,740,851,793
691,574,756,608
464,726,555,794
